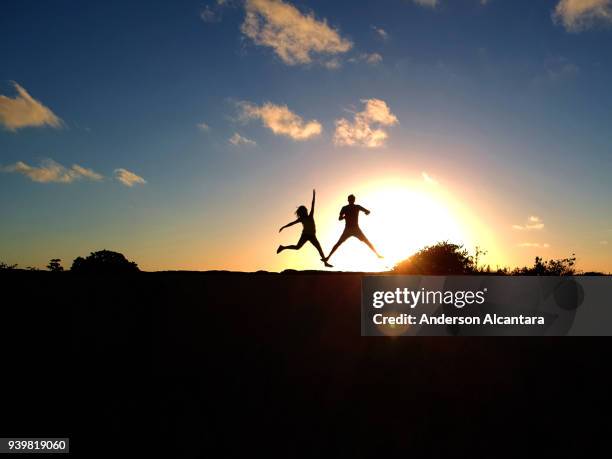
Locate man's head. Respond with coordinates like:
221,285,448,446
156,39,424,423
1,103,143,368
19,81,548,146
347,194,355,204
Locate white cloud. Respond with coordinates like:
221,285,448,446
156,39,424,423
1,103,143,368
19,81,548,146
413,0,438,7
197,122,210,131
333,98,398,148
422,172,438,185
324,58,342,70
114,168,146,187
0,83,62,131
513,216,545,231
238,101,322,140
371,26,389,40
1,159,102,183
363,52,383,65
348,53,383,66
229,132,256,146
553,0,612,31
241,0,352,65
518,242,550,248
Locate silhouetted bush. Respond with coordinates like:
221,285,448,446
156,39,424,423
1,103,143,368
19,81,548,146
0,261,18,271
71,250,139,274
47,258,64,272
510,255,576,276
393,242,478,275
393,243,582,276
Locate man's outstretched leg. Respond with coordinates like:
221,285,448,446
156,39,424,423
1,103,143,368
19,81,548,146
359,232,383,258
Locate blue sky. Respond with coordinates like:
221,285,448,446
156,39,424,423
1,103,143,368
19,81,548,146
1,0,611,272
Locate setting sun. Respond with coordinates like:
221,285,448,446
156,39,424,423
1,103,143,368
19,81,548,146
316,179,466,272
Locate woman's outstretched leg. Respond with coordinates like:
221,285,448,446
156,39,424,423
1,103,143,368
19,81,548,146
277,234,307,253
310,237,333,268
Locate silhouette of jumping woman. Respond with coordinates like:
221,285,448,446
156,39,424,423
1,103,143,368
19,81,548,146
324,194,383,263
277,189,333,268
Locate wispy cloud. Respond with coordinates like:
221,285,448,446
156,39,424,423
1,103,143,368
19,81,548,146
114,168,146,187
200,0,233,23
553,0,612,31
422,172,438,185
362,52,383,65
600,240,609,245
413,0,438,7
229,132,256,146
241,0,352,65
334,98,398,148
533,56,579,86
1,159,102,183
0,82,62,131
324,58,342,70
347,53,383,66
371,25,389,40
412,0,489,7
518,242,550,248
197,122,210,131
238,101,322,140
200,5,221,22
513,215,545,231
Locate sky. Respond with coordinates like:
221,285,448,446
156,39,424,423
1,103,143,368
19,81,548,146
1,0,611,273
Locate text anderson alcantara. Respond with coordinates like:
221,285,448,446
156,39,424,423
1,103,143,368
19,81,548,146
371,288,545,326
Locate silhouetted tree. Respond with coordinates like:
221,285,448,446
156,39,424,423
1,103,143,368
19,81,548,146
393,242,476,275
47,258,64,272
70,250,139,274
0,261,18,271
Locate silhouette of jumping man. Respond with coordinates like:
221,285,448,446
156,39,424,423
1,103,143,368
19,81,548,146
277,189,333,268
324,194,383,262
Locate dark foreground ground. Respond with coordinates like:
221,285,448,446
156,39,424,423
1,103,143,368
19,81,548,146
2,271,611,457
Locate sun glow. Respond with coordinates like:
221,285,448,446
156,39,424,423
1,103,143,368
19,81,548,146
320,179,482,272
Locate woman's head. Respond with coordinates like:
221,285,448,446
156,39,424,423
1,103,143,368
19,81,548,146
295,205,308,219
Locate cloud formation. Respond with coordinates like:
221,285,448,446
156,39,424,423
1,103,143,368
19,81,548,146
197,122,210,131
241,0,352,65
413,0,438,7
114,168,146,187
0,83,62,131
371,26,389,40
229,132,256,146
512,216,545,231
362,52,383,65
553,0,612,31
333,98,398,148
239,101,322,140
1,159,102,183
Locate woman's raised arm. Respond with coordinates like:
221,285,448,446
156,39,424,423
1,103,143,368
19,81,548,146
309,189,316,216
